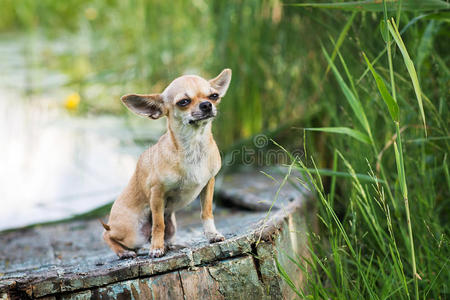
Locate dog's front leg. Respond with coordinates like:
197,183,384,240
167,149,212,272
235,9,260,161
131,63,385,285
200,177,225,243
149,185,166,257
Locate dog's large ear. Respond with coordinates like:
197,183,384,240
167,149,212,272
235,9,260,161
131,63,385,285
121,94,166,119
209,68,232,97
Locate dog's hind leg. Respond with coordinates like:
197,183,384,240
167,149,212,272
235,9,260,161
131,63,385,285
103,230,137,259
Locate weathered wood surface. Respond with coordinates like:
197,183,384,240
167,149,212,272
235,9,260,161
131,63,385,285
0,168,312,299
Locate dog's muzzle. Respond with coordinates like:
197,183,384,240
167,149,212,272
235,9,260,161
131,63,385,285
188,114,215,125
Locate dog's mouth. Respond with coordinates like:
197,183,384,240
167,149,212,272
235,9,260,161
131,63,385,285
188,114,215,125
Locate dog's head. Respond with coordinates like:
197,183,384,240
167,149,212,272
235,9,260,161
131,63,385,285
121,69,231,128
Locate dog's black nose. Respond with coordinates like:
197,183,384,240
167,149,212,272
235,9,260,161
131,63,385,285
199,101,212,112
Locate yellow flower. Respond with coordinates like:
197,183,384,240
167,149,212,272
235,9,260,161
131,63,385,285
85,7,98,20
64,93,81,111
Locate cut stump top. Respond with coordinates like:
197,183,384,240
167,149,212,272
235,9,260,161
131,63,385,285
0,168,311,299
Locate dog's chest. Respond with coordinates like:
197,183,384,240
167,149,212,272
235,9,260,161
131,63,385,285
164,162,211,212
164,139,215,212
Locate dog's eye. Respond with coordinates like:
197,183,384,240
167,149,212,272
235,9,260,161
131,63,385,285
176,99,191,107
208,93,219,100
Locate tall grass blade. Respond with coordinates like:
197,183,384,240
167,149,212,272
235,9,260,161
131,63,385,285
330,36,358,96
356,46,387,84
330,149,338,205
424,258,449,298
275,258,304,298
394,134,419,300
291,167,385,184
306,127,371,144
384,0,397,103
395,0,403,27
362,52,399,121
388,19,427,136
287,0,450,12
393,142,407,200
321,47,372,139
443,154,450,192
325,11,357,75
379,20,388,42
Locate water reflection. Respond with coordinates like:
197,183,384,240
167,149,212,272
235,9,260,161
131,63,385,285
0,36,164,230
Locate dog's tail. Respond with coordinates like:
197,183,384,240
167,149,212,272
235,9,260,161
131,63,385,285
99,219,111,231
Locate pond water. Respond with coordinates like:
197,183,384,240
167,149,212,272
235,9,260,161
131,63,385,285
0,35,165,231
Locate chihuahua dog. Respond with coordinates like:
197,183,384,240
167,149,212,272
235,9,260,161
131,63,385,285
102,69,231,259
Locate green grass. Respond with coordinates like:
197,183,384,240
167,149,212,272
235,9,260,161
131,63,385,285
275,2,449,298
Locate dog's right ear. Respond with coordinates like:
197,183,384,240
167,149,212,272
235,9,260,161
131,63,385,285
209,68,232,97
121,94,166,119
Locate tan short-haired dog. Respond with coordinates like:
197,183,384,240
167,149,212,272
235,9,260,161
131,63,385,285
102,69,231,259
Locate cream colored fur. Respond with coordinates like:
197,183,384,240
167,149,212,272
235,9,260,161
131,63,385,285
102,69,231,259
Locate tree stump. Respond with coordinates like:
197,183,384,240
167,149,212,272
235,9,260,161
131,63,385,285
0,168,313,299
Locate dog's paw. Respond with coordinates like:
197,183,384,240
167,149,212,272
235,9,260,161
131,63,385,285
149,248,165,258
206,232,225,243
118,250,137,260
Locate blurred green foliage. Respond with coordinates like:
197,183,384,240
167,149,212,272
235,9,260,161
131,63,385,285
0,0,333,151
3,0,446,152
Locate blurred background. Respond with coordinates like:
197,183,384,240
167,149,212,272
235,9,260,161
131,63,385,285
1,0,449,297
